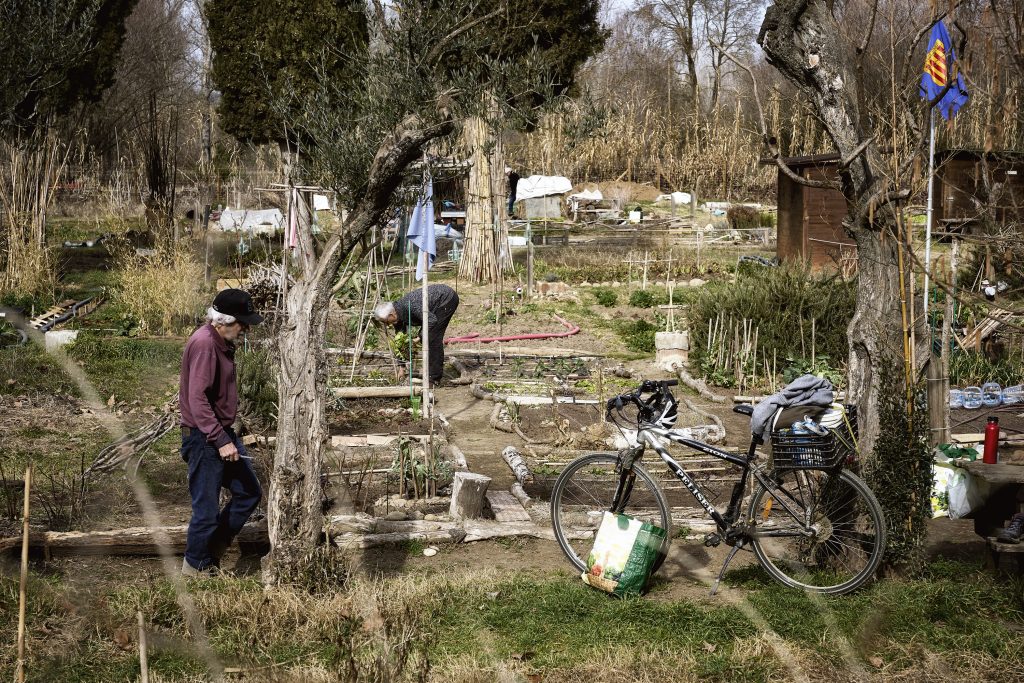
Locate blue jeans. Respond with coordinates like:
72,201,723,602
181,429,262,570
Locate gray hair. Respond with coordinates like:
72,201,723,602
206,307,237,327
373,301,396,323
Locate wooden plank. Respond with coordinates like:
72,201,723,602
960,461,1024,485
486,490,531,522
986,538,1024,554
331,386,422,398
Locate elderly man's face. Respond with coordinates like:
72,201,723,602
386,311,398,325
217,321,248,342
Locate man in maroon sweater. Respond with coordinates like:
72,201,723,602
179,289,264,576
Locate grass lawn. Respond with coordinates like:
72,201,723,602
2,558,1020,682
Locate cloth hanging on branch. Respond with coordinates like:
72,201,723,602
407,178,436,281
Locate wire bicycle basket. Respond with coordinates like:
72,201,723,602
769,405,859,470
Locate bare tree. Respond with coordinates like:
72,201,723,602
641,0,702,115
702,0,760,112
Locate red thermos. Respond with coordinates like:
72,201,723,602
983,416,999,464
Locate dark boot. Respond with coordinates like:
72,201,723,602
996,513,1024,544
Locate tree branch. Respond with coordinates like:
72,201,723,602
709,37,841,191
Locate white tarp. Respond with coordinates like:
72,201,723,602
313,194,332,211
218,208,284,235
656,191,692,205
515,175,573,202
569,188,603,202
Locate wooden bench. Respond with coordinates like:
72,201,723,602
958,461,1024,572
985,537,1024,573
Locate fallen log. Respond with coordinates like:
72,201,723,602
462,519,592,543
510,482,532,507
326,515,456,535
0,522,268,557
677,368,727,404
333,528,466,549
501,446,533,485
449,444,469,471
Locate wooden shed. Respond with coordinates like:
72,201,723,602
931,150,1024,229
768,149,1024,271
767,153,855,271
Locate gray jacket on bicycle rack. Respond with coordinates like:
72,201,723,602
751,374,834,437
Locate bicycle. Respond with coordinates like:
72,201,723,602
550,379,886,595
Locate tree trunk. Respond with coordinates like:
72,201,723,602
262,279,332,585
459,115,499,283
262,116,454,584
846,226,904,458
759,0,905,460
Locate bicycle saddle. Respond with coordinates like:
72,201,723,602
733,404,754,416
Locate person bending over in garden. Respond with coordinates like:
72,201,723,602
374,284,460,387
179,288,264,576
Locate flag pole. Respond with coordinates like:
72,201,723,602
923,106,936,319
421,249,430,419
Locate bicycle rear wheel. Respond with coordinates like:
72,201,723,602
748,468,885,595
549,452,672,574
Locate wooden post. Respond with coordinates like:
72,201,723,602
526,219,534,299
449,472,491,520
931,240,958,446
16,465,31,683
642,250,649,290
138,611,149,683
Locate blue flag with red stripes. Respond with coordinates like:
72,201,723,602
920,20,968,120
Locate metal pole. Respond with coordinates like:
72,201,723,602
924,108,936,318
421,250,430,419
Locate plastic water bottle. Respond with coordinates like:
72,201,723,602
963,387,983,409
1002,385,1024,406
949,389,964,409
982,382,1002,408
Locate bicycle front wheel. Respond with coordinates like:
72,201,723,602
748,468,886,595
549,452,672,574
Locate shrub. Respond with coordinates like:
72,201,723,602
688,263,856,387
727,205,760,230
618,318,658,353
237,344,278,430
628,289,664,308
593,287,618,307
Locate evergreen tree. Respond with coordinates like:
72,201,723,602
1,0,139,133
205,0,367,146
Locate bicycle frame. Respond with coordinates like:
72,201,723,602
619,423,816,536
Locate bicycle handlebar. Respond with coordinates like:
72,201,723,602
605,379,678,425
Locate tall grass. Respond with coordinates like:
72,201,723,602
114,242,205,334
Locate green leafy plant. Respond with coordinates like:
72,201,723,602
593,287,618,307
628,289,659,308
782,355,844,388
618,318,657,353
389,438,454,498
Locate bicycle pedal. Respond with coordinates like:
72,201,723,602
703,533,721,548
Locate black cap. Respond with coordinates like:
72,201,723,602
212,289,264,325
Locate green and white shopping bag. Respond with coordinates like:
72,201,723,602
582,512,667,598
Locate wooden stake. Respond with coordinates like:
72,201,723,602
138,611,149,683
811,317,816,367
16,464,31,683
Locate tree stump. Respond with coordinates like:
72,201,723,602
449,472,491,520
